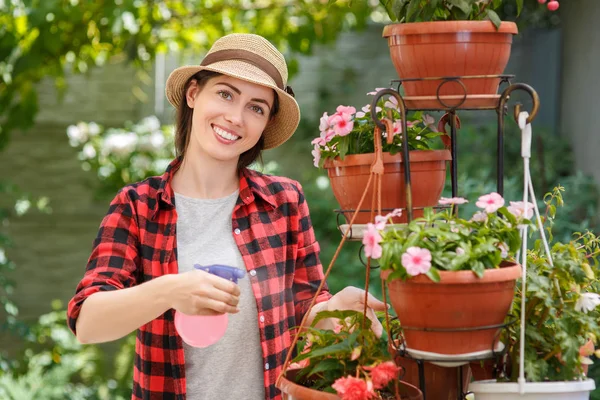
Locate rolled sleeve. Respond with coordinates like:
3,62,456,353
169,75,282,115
292,183,331,325
67,189,140,335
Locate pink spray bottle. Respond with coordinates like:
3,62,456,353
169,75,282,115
174,264,246,348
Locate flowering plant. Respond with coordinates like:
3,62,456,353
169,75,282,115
504,186,600,382
289,309,403,399
364,192,530,281
379,0,560,28
66,116,175,197
311,89,444,168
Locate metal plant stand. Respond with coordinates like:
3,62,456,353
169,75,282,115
334,75,540,400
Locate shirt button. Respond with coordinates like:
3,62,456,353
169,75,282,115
234,228,241,235
250,270,257,277
259,315,265,323
265,363,270,370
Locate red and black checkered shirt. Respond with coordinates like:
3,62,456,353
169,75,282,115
67,157,331,400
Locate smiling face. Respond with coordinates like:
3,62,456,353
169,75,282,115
184,74,275,167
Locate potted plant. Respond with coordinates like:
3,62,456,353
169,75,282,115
312,91,451,224
278,309,423,399
378,0,560,108
368,192,530,356
469,187,598,398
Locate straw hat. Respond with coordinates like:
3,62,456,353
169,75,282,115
165,33,300,150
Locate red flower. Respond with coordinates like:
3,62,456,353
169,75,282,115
332,376,375,400
369,361,400,389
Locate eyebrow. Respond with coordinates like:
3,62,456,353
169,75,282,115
215,82,272,111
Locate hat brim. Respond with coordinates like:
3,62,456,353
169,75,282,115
165,61,300,150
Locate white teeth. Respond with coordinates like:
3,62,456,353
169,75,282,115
213,126,239,141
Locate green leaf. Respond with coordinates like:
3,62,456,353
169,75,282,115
515,0,524,16
486,9,501,29
425,267,441,282
406,0,422,22
471,260,485,278
447,0,471,15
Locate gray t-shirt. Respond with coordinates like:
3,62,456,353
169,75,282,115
175,190,265,400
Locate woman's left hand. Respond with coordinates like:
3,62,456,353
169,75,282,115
325,286,389,337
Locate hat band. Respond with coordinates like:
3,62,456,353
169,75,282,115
201,49,285,90
200,49,295,97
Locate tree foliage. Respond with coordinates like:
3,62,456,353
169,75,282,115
0,0,377,151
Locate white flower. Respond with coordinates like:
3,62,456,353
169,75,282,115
14,199,31,216
456,247,465,256
471,211,488,222
575,293,600,314
102,132,138,156
67,124,88,147
0,248,6,264
315,176,329,190
131,155,152,172
88,122,101,136
81,143,96,159
141,116,161,132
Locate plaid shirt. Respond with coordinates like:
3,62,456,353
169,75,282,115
67,157,331,400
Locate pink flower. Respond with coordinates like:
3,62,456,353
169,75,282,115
311,137,325,146
507,201,534,219
367,87,388,95
374,209,402,230
362,223,382,259
402,247,432,276
497,242,509,258
438,197,469,205
333,323,343,334
471,211,488,222
312,144,321,168
332,376,375,400
368,361,400,389
336,105,356,116
476,192,505,213
319,112,330,133
322,128,336,143
392,120,402,136
384,96,399,111
355,104,382,118
330,114,354,137
288,359,309,369
456,247,465,256
350,346,362,361
423,114,437,131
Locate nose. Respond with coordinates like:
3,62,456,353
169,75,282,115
224,104,244,127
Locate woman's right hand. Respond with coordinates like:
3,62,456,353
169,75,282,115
167,269,241,316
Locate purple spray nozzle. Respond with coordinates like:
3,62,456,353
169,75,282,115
193,264,246,283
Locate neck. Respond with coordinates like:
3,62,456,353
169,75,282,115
172,154,240,199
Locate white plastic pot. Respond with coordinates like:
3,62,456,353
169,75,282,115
468,379,595,400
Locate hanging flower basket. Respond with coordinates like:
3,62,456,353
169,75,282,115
468,379,596,400
279,369,423,400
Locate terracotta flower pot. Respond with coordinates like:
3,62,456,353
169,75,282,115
324,150,451,225
382,21,518,109
382,262,521,355
278,369,423,400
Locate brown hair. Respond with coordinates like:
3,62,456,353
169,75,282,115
175,70,280,170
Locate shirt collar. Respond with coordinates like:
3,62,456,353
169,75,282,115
153,157,277,219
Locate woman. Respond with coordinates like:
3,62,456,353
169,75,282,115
67,33,387,400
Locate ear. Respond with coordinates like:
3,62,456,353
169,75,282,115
186,79,199,108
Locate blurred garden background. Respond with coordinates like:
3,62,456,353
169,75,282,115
2,0,600,398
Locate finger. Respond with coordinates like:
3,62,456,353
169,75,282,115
364,292,388,312
199,297,240,314
366,308,384,338
193,270,241,296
